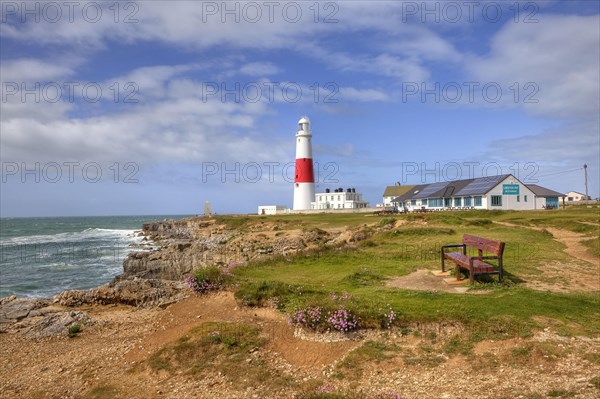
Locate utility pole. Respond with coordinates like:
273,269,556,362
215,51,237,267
584,164,589,202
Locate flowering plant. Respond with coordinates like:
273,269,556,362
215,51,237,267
184,265,233,294
327,306,359,332
381,304,397,329
288,306,323,330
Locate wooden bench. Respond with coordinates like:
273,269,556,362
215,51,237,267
440,234,505,284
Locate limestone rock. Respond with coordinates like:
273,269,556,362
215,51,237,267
23,310,92,338
0,298,49,326
53,276,186,308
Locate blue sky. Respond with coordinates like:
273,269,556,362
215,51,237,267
1,0,599,217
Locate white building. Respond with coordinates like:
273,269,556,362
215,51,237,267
565,191,590,202
311,188,369,210
258,205,288,215
380,184,415,207
392,175,564,211
527,185,566,209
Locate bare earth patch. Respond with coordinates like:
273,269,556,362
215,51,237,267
386,269,471,294
1,291,599,399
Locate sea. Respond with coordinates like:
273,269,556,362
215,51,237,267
0,215,191,298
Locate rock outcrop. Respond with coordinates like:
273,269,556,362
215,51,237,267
52,276,186,308
0,295,91,337
122,217,347,281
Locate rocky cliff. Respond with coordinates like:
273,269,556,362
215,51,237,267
0,215,375,337
121,216,356,280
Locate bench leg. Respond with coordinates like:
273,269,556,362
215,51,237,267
498,261,504,283
469,270,475,285
455,265,461,281
441,252,445,272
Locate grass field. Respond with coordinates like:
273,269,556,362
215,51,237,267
228,207,599,338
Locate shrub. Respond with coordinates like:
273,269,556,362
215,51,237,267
68,323,81,338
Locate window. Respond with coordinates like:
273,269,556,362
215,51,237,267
422,199,428,205
491,195,502,206
517,195,520,202
454,198,462,207
464,197,472,206
474,196,482,206
411,200,416,206
429,198,443,207
568,196,573,201
444,198,452,207
524,195,528,202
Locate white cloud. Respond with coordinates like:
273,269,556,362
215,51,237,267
108,64,202,100
239,62,281,76
0,58,74,82
488,120,599,163
338,87,389,102
1,1,451,84
466,15,600,120
0,85,287,165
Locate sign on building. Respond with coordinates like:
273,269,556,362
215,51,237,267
502,184,520,195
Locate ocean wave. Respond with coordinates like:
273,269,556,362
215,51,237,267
1,228,140,246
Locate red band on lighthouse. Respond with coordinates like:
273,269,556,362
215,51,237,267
295,158,314,183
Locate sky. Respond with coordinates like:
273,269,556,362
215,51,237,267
1,0,599,217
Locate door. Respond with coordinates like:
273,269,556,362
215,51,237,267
546,197,558,209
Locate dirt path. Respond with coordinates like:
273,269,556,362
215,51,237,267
544,227,599,266
495,221,598,266
495,221,599,292
126,292,358,369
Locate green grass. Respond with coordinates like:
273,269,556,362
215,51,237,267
443,335,474,356
228,208,600,338
547,388,575,398
582,237,600,257
336,340,400,379
147,321,293,390
83,385,119,399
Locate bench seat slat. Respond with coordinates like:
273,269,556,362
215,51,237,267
443,252,497,273
444,252,469,267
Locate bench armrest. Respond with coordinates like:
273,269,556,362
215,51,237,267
441,244,466,251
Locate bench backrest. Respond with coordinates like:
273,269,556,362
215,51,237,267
463,234,505,256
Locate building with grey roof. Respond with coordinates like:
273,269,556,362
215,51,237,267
391,175,564,211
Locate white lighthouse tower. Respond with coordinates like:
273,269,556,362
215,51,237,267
293,116,315,210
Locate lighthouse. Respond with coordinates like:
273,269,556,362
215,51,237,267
293,116,315,210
